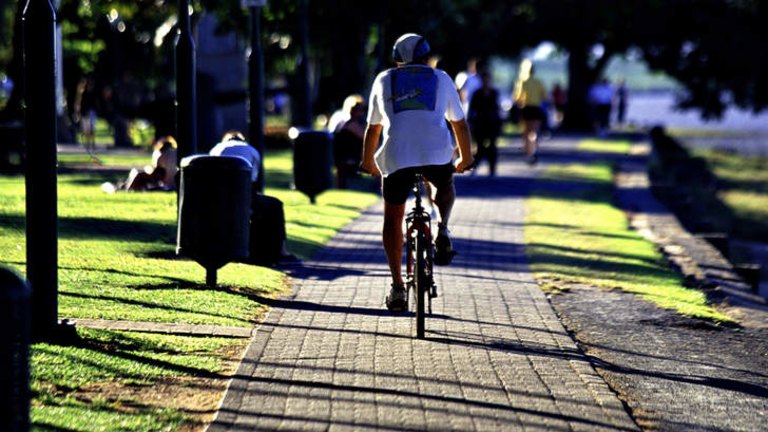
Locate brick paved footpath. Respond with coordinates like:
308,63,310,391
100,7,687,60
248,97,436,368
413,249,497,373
209,140,639,431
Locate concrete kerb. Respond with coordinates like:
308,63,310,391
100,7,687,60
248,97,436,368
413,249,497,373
614,141,768,329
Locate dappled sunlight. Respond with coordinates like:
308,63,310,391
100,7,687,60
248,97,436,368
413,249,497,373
525,146,733,323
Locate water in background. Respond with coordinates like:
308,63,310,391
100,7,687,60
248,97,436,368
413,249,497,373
628,90,768,297
626,91,768,156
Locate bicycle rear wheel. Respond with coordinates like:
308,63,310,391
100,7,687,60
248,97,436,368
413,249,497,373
413,230,427,339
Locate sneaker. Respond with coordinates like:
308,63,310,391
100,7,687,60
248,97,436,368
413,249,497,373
526,154,538,166
385,283,408,312
434,224,457,266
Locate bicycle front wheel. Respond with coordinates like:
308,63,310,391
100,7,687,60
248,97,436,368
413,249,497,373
413,230,427,339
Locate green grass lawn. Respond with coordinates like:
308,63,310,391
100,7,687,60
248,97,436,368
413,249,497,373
525,138,733,324
1,149,378,430
691,148,768,243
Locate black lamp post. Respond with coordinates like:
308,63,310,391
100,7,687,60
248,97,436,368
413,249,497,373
22,0,59,341
246,0,266,192
175,0,197,162
295,0,312,128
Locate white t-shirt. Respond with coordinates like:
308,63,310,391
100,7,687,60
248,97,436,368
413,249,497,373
589,83,614,105
367,65,464,177
460,72,482,113
209,139,261,183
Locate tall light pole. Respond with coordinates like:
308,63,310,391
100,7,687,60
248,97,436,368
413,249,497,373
175,0,197,162
295,0,311,128
244,0,266,192
22,0,59,341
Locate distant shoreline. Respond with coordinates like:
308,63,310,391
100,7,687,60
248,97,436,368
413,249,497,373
626,91,768,136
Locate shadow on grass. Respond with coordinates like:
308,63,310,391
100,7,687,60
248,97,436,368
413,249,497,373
56,264,194,287
720,178,768,193
528,242,667,268
35,331,226,379
0,214,180,243
61,291,252,325
263,170,294,190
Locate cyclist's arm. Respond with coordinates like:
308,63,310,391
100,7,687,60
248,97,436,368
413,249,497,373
360,123,382,176
450,119,474,173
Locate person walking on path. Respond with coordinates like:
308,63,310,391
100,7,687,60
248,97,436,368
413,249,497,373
74,75,99,152
513,60,547,165
468,71,502,176
457,57,484,114
360,33,473,312
551,82,567,126
615,78,628,126
588,77,614,136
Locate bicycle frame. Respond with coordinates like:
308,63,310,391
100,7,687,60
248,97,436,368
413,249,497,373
405,174,436,338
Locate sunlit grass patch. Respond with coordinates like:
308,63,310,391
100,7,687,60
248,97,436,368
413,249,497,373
577,138,631,154
692,148,768,242
525,145,733,324
2,146,378,430
31,328,237,431
58,152,151,168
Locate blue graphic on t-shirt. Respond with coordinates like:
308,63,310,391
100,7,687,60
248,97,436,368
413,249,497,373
391,67,437,113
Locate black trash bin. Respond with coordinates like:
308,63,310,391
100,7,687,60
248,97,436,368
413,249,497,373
0,267,30,432
293,130,333,203
176,155,252,286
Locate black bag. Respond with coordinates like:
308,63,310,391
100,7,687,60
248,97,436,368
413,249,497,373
248,194,286,265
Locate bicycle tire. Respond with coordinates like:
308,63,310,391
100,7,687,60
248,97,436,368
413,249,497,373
414,229,427,339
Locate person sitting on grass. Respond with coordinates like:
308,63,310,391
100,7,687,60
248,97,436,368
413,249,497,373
102,135,178,193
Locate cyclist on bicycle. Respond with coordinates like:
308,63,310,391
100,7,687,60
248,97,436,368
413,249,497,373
360,33,473,312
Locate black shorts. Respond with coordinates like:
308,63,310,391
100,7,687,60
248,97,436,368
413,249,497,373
521,105,544,122
383,163,454,205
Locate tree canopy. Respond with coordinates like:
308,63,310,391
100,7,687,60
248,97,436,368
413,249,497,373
1,0,766,129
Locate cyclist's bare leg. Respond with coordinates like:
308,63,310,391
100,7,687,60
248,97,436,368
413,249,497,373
423,181,437,215
383,202,406,287
433,181,455,228
523,119,541,157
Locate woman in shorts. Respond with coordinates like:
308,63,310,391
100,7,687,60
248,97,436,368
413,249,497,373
513,60,547,165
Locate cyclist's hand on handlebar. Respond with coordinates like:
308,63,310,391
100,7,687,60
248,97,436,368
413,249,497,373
358,161,381,177
454,155,474,174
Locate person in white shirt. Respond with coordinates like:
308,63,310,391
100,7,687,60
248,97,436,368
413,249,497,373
588,78,615,136
209,131,300,266
209,131,261,182
360,33,473,311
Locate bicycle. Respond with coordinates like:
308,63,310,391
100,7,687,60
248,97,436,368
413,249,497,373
405,173,438,339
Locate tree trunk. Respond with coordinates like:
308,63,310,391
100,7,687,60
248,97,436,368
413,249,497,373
560,45,591,132
560,44,611,132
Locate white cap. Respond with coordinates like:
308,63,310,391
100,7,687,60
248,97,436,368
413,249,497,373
392,33,431,64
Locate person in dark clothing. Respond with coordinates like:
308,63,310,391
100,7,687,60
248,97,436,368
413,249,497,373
615,79,628,126
75,76,99,151
332,97,366,189
468,72,501,176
